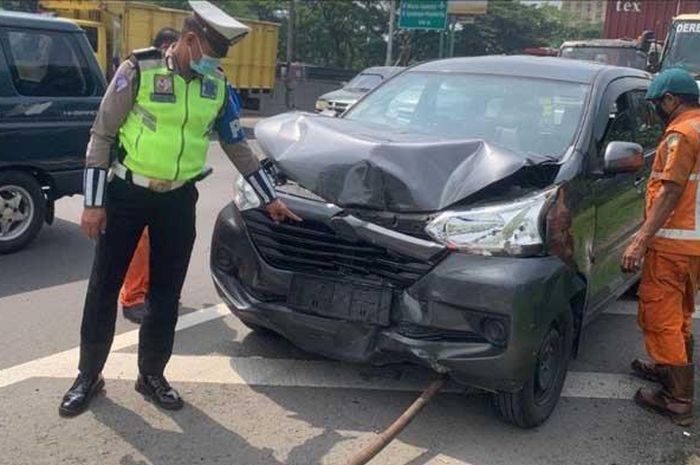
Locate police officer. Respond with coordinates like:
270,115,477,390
59,1,300,417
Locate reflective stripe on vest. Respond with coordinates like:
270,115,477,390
118,59,226,181
654,171,700,239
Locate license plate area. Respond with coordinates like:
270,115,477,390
288,275,392,326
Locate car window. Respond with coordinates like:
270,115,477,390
628,89,663,152
601,89,662,153
81,26,98,53
0,29,93,97
601,93,636,149
346,73,384,91
346,71,589,159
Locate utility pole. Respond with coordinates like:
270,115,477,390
385,0,396,66
285,0,295,110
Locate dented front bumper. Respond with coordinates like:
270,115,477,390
210,197,581,393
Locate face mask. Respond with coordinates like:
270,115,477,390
189,36,220,76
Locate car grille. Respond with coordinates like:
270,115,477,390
242,209,437,288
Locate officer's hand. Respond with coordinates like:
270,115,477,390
621,234,647,273
81,207,107,241
265,199,301,224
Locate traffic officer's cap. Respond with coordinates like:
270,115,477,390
188,1,250,58
646,68,699,100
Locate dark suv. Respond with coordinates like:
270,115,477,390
211,56,661,427
0,11,105,253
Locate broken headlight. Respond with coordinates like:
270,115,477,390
233,175,261,211
425,188,557,257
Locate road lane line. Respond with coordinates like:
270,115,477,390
3,344,651,400
0,303,229,389
1,301,652,400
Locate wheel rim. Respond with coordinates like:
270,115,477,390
0,185,34,242
534,328,564,406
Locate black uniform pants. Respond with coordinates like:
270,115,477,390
79,176,197,377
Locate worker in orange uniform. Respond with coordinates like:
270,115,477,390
120,27,181,324
622,68,700,427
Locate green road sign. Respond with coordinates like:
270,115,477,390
399,0,448,30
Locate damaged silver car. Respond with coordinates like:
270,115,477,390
211,56,661,427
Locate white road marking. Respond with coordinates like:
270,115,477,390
26,352,651,400
0,302,652,399
0,303,229,389
1,347,652,399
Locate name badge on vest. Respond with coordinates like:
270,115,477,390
151,74,175,103
201,78,218,100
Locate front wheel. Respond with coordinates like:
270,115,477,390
0,171,46,254
492,325,570,428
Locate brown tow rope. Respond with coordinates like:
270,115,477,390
343,376,447,465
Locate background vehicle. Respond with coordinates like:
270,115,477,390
315,66,402,116
558,38,655,70
38,0,279,109
211,56,661,427
657,14,700,88
0,11,106,253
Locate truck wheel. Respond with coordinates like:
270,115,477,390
492,325,570,428
0,171,46,254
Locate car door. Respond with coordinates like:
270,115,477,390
585,78,660,319
0,26,103,181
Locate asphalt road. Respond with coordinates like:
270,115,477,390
1,121,699,465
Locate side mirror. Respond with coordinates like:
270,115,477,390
604,141,644,174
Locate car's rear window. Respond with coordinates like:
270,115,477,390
344,71,590,159
0,29,95,97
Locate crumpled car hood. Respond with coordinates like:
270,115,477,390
255,112,557,213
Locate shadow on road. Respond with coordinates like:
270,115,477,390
93,396,284,465
0,218,93,299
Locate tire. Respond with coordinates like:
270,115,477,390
0,171,46,254
493,324,571,428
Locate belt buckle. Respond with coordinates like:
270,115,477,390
149,179,172,192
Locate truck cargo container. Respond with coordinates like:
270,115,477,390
603,0,700,40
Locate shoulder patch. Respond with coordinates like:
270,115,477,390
114,73,128,93
666,133,681,149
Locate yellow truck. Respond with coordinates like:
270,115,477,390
38,0,279,108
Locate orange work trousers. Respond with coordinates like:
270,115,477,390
119,228,150,308
638,248,700,365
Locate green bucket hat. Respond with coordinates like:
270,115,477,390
646,68,699,100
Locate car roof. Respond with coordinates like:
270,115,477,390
410,55,649,84
561,39,640,49
0,11,82,32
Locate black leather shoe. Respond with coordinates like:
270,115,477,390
135,374,184,410
122,302,148,324
58,373,104,418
